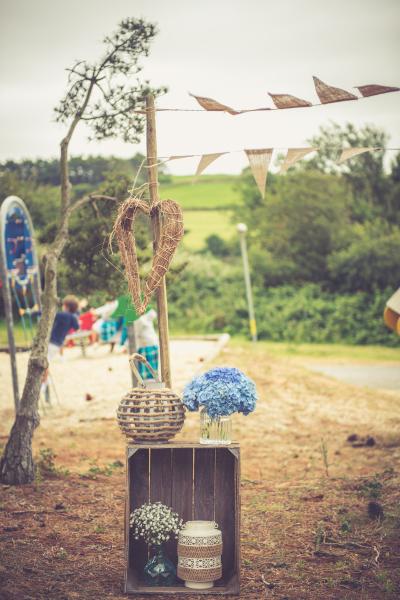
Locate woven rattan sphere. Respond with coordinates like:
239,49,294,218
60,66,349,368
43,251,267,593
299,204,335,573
117,387,185,443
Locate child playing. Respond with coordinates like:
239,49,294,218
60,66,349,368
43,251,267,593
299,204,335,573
42,295,79,402
134,307,159,380
48,295,80,358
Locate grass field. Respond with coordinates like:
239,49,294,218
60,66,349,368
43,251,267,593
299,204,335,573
182,209,234,249
160,174,241,210
0,320,36,347
159,174,241,250
232,340,400,363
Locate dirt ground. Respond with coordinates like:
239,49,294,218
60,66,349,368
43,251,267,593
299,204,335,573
1,341,400,600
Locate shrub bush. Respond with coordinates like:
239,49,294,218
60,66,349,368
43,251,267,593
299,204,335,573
167,255,397,346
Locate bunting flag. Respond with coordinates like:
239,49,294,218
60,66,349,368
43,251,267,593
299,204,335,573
168,154,196,161
245,149,273,198
269,93,312,109
189,93,240,115
158,145,398,189
356,84,400,97
193,153,227,181
313,76,358,104
337,147,376,163
280,147,317,173
186,77,399,114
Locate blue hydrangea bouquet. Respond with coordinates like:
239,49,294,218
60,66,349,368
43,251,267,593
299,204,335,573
183,367,257,419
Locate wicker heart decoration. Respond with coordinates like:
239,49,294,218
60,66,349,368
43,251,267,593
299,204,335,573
114,197,184,315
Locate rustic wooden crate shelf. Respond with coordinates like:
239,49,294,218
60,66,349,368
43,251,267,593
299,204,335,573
124,442,241,595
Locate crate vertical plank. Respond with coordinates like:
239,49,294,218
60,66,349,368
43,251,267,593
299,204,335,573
214,449,236,585
129,449,150,585
170,448,194,566
150,448,174,563
149,448,173,503
171,448,193,521
193,448,215,520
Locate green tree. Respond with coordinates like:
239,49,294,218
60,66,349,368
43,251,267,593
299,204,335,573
235,171,351,286
328,224,400,292
59,171,153,299
306,122,389,222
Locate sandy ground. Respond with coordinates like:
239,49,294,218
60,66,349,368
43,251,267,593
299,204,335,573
0,336,229,426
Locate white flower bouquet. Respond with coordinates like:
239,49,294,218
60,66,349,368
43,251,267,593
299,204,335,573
130,501,183,546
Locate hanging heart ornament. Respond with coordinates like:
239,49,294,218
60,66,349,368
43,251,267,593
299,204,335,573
114,197,184,315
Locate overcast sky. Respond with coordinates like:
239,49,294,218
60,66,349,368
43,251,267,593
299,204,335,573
1,0,399,174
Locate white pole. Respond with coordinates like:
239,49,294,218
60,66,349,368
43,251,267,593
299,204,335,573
237,223,257,342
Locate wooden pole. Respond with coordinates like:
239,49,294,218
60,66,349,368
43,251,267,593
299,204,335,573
146,93,172,387
0,258,19,411
127,323,138,387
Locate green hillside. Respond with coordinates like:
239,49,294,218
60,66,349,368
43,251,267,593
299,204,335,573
159,174,241,210
160,174,241,249
183,210,234,250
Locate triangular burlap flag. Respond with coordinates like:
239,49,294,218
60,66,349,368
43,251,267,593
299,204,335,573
269,93,312,109
313,76,358,104
193,153,226,181
357,84,400,98
280,148,317,173
245,149,273,198
168,155,195,161
337,147,376,164
189,93,239,115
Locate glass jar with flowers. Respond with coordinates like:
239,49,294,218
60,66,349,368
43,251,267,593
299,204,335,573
183,367,257,444
130,501,183,586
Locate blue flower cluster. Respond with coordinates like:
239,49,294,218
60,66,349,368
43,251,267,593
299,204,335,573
183,367,257,418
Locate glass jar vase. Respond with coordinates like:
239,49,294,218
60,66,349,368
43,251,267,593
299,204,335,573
200,407,232,445
144,544,176,586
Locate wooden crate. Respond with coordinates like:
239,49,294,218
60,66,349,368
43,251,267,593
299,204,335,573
124,442,240,595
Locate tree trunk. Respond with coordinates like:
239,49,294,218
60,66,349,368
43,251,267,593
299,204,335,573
0,250,62,483
1,77,94,485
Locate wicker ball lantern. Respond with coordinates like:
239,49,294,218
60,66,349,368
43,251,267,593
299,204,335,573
117,354,185,444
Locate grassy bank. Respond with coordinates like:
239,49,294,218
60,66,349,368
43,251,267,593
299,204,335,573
160,174,241,210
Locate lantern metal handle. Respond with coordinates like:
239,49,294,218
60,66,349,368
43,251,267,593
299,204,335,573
128,353,161,388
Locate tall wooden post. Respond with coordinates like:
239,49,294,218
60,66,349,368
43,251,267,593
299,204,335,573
0,257,19,412
146,94,172,387
127,323,138,387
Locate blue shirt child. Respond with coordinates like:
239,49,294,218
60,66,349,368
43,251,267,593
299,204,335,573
50,311,79,347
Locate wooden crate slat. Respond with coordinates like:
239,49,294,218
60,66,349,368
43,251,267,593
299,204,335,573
129,449,150,580
215,449,236,583
129,442,240,450
150,448,176,564
150,448,172,504
170,448,194,568
171,448,194,522
193,448,216,520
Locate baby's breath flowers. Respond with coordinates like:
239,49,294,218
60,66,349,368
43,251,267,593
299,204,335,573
130,502,183,546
